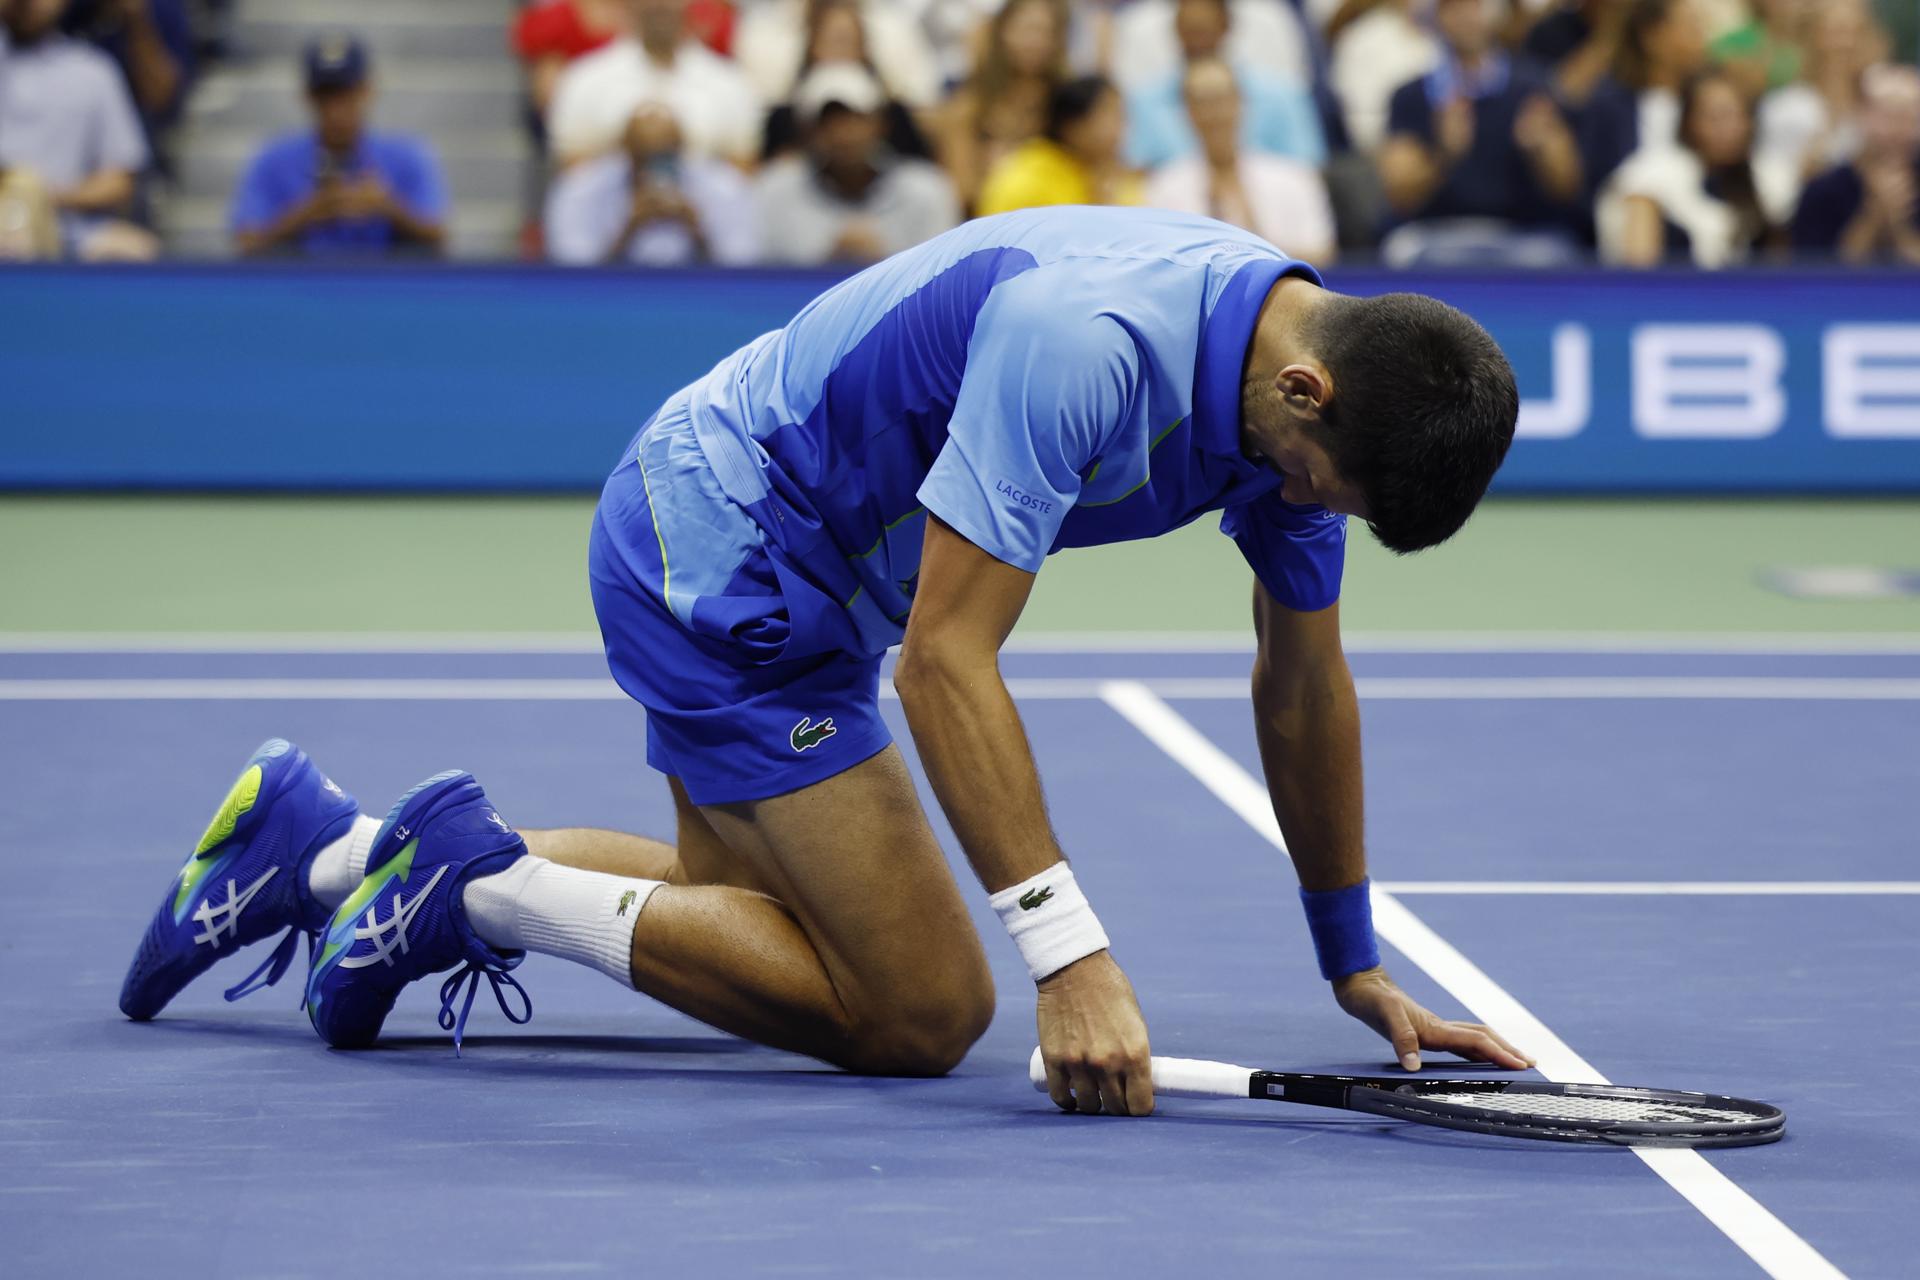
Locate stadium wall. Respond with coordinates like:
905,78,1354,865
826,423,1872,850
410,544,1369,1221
4,264,1917,492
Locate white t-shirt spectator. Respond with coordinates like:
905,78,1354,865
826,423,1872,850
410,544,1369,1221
1145,152,1335,260
1330,4,1439,153
546,37,764,163
1596,144,1798,268
544,152,761,265
0,30,148,250
732,0,942,108
753,154,958,265
1109,0,1310,95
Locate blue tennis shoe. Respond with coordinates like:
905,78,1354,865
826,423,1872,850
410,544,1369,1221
120,738,359,1021
306,770,532,1053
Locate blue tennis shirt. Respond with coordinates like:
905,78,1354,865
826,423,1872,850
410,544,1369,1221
635,206,1347,658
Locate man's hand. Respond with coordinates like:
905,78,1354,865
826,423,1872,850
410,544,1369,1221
1333,966,1534,1072
1436,97,1476,165
1036,950,1154,1116
335,175,399,221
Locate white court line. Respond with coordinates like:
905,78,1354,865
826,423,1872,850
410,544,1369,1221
1098,679,1846,1280
2,629,1919,654
1380,882,1920,895
5,676,1920,701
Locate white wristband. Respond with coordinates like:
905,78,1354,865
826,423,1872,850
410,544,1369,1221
989,863,1110,984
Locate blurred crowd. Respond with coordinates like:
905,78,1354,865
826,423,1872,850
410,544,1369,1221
3,0,1919,268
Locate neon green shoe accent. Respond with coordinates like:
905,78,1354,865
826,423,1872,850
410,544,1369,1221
315,839,419,970
172,765,263,917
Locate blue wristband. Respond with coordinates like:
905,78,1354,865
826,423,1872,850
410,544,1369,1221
1299,878,1381,980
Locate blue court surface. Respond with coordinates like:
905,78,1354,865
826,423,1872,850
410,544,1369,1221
3,640,1915,1278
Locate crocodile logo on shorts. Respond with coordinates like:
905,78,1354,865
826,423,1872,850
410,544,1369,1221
790,716,837,752
1018,886,1054,911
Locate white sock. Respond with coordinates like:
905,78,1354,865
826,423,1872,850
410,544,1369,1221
305,814,383,908
461,856,660,989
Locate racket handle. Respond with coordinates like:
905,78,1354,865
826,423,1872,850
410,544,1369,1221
1027,1046,1255,1100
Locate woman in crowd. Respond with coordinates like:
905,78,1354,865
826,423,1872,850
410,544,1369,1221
935,0,1071,210
1615,0,1709,151
1756,0,1888,182
975,73,1141,215
760,0,935,163
1144,56,1334,260
1599,67,1791,267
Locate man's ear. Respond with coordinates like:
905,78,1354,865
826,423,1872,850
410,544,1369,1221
1275,362,1333,419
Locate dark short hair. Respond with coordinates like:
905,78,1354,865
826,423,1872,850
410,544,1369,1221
1045,75,1115,141
1304,292,1518,554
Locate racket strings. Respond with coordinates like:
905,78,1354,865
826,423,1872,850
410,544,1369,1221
1406,1091,1756,1125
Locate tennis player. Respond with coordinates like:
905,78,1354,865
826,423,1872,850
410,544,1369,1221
122,207,1533,1115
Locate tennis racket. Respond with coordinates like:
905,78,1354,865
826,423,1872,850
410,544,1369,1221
1027,1048,1784,1147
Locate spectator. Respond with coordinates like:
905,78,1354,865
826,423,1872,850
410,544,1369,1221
1522,0,1638,197
1328,0,1441,153
1108,0,1311,96
61,0,194,134
935,0,1069,210
547,0,764,165
1791,63,1920,265
759,0,935,163
1708,0,1804,99
754,63,958,264
1377,0,1585,264
976,74,1142,215
546,102,758,265
0,0,155,260
229,35,449,258
513,0,629,122
1144,56,1336,260
1598,67,1790,266
1756,0,1887,181
1124,0,1324,170
896,0,1002,89
1615,0,1708,152
733,0,941,111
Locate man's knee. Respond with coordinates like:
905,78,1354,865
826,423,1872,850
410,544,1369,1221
843,971,996,1077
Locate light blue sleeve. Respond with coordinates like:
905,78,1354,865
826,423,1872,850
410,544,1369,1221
917,275,1139,574
1220,492,1347,611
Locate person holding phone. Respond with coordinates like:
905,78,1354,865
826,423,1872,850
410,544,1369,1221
230,33,449,258
544,100,759,265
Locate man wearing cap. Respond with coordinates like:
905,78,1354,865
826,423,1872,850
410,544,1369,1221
230,33,449,258
753,63,957,266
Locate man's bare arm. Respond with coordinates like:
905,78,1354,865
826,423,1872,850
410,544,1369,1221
895,514,1153,1115
1251,582,1531,1070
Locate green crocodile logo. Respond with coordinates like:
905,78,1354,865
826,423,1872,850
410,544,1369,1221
616,890,638,917
791,716,837,752
1018,886,1054,911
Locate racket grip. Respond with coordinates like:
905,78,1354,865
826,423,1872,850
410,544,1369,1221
1027,1047,1255,1100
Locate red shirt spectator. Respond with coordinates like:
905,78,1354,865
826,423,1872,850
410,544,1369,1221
515,1,733,122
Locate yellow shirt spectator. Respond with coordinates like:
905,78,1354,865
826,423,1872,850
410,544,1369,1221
977,139,1144,215
975,76,1144,216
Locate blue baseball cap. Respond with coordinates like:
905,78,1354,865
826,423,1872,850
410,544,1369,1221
304,33,369,92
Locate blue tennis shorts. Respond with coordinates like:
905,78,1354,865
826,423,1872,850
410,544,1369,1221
587,403,894,806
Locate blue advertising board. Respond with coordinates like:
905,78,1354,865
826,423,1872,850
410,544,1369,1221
1,263,1916,491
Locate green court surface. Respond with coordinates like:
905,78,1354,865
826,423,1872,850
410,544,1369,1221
1,495,1916,636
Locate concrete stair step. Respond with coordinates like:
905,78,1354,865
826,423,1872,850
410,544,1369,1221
160,194,524,259
173,127,533,203
232,9,520,61
188,62,527,133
